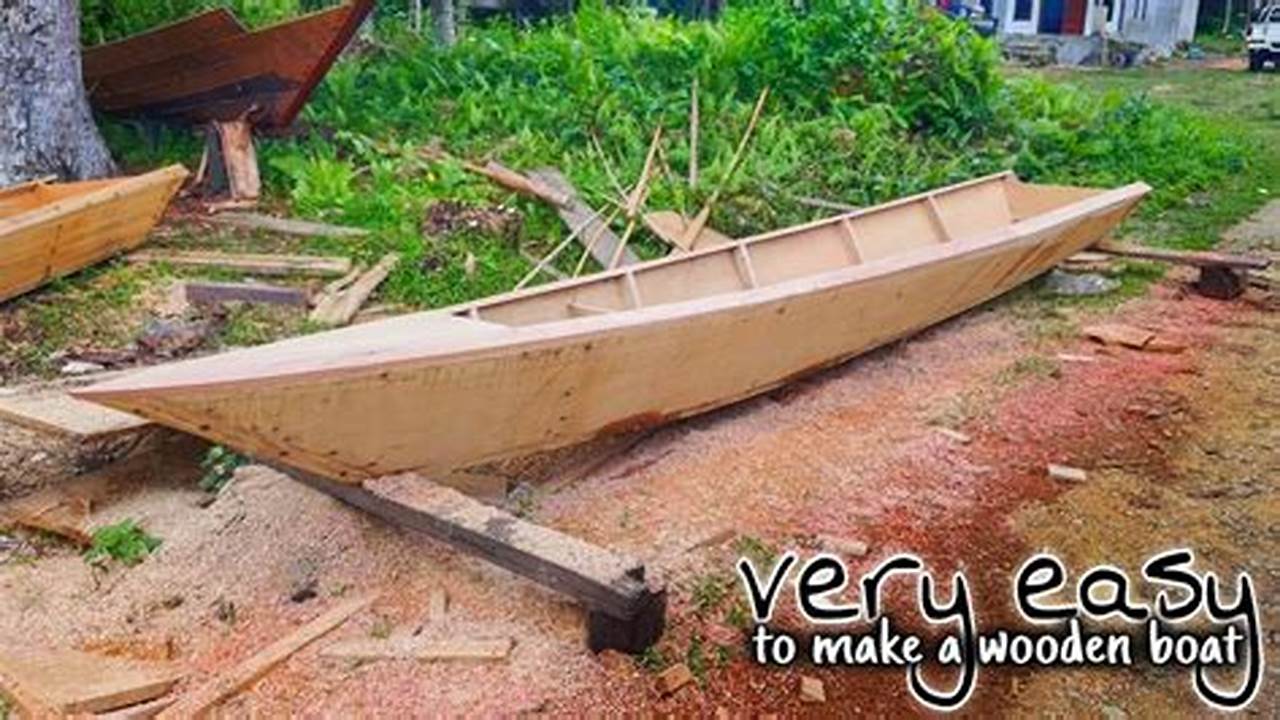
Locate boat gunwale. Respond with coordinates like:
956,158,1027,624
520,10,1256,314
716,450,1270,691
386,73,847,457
78,179,1151,400
0,165,188,237
457,170,1022,316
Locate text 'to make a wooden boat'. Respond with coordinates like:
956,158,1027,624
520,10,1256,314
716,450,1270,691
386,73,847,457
76,172,1150,482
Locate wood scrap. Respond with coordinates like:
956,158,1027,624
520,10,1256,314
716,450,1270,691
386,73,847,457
800,676,827,704
419,147,571,207
527,169,639,268
681,87,770,251
156,594,376,719
643,211,733,251
319,636,512,662
1048,464,1088,483
310,253,400,326
206,212,369,239
0,647,181,715
609,127,665,269
127,250,353,277
658,663,694,695
1082,323,1156,349
184,282,309,308
0,385,150,441
0,488,96,546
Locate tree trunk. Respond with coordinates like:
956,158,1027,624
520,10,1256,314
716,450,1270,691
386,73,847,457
1221,0,1232,34
431,0,457,46
0,0,115,187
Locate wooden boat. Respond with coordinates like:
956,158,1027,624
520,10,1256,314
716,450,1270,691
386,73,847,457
76,172,1149,483
0,166,188,304
81,0,374,129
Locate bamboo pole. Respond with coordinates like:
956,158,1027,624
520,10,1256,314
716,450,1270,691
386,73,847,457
680,87,770,251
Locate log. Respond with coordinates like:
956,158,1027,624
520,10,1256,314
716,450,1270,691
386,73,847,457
309,253,400,326
156,594,375,719
127,250,353,277
207,212,370,239
287,469,666,653
184,282,309,308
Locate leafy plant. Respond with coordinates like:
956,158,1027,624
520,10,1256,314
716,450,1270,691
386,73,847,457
199,445,246,493
85,520,162,567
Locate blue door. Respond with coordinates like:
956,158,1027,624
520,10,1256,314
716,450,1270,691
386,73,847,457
1039,0,1065,32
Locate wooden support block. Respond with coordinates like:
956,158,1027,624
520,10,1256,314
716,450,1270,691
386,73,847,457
184,282,309,308
156,594,375,719
285,469,665,653
1082,323,1155,350
0,386,150,440
528,169,640,268
319,636,512,662
213,121,260,201
206,213,370,239
310,253,399,326
0,647,181,715
127,250,353,277
1194,265,1246,300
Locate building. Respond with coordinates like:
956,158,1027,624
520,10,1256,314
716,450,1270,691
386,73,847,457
991,0,1201,62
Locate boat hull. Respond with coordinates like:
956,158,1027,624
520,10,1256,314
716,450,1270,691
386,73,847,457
81,1,373,128
76,177,1145,482
0,166,188,304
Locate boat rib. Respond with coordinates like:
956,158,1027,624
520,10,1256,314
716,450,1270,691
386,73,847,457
75,172,1149,483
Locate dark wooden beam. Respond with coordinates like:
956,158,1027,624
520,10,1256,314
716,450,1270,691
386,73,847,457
283,468,665,653
184,281,308,308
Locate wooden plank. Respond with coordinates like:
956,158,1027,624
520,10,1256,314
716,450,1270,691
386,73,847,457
1093,240,1271,270
643,211,733,252
156,594,375,719
127,250,352,277
184,281,309,308
319,636,513,662
0,487,95,546
309,253,399,326
206,212,369,239
527,169,640,268
288,470,666,653
0,386,150,440
0,647,180,715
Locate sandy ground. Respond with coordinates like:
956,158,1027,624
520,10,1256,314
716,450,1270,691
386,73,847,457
1,204,1277,716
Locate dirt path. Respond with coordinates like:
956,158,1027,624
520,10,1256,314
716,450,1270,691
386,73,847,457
1,206,1276,715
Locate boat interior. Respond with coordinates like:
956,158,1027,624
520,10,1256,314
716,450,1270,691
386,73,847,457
457,173,1103,328
0,179,117,222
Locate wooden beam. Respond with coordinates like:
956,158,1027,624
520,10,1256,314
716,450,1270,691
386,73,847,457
286,469,665,653
184,282,309,308
156,594,375,719
0,385,150,441
319,637,513,662
310,253,400,326
1093,240,1271,270
213,120,260,201
127,250,352,277
207,212,370,239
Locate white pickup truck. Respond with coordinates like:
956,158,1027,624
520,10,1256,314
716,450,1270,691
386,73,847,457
1248,3,1280,71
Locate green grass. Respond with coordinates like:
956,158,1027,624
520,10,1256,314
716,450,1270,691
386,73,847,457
85,520,162,567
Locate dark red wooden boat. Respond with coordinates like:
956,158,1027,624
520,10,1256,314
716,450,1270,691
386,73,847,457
81,0,375,129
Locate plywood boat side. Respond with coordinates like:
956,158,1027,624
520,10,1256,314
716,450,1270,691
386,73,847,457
77,174,1149,482
82,0,374,128
0,166,188,304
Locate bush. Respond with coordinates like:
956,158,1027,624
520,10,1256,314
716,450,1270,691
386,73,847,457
85,520,162,567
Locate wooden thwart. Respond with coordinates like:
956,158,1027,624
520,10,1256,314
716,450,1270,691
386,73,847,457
287,469,665,653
